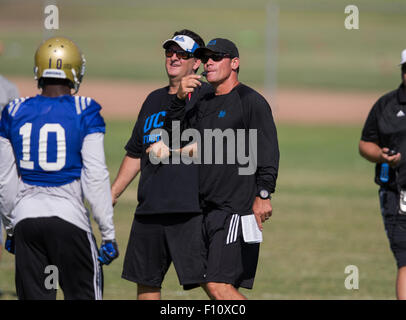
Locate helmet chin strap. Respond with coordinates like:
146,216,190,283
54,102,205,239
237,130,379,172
34,66,39,80
71,68,80,94
73,83,80,94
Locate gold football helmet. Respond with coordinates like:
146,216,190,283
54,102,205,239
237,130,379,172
34,37,86,93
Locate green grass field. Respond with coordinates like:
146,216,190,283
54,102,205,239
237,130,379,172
0,121,397,300
0,0,402,300
0,0,406,91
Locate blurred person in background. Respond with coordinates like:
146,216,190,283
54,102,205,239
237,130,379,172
0,41,19,111
0,40,19,297
359,49,406,300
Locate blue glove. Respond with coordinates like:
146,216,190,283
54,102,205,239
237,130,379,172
98,240,119,265
5,235,15,254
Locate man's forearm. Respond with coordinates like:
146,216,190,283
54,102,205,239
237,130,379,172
359,140,383,163
111,155,141,200
162,96,191,149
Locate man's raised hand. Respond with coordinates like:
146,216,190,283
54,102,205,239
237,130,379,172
177,75,202,100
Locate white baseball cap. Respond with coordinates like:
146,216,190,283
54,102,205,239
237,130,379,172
162,35,199,53
400,49,406,65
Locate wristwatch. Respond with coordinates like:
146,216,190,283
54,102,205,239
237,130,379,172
258,189,271,200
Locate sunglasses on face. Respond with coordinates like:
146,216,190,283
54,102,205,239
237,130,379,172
165,48,193,60
200,53,231,64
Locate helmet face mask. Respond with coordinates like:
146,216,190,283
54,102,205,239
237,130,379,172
34,37,85,93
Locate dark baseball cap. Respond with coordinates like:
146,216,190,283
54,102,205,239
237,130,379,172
194,38,239,59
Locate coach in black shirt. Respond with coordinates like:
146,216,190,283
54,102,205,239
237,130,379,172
162,38,279,299
359,50,406,299
111,30,212,299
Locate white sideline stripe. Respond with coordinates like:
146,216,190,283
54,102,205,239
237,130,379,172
87,233,102,300
75,96,81,114
86,97,91,107
226,214,239,245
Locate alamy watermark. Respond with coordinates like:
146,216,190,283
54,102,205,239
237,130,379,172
344,265,359,290
44,265,59,290
344,5,359,30
147,122,258,176
44,4,59,30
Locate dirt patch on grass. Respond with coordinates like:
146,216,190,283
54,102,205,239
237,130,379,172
8,76,380,125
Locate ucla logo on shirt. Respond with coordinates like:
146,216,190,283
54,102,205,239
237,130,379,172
143,111,166,144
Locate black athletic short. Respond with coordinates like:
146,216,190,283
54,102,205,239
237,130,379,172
14,217,103,300
122,213,206,289
202,209,260,289
379,188,406,269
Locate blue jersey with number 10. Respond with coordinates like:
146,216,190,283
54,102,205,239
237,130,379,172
0,94,105,187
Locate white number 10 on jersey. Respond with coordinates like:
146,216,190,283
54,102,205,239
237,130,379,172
19,122,66,171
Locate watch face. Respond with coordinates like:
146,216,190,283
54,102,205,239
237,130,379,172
260,190,269,199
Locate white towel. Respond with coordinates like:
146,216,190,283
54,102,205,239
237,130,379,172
241,214,263,244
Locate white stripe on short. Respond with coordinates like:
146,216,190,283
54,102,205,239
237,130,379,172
226,214,240,245
87,233,102,300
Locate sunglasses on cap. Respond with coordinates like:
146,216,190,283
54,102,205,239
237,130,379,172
165,48,193,60
200,53,231,64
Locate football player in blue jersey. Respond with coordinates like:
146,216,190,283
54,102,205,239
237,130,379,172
0,37,118,300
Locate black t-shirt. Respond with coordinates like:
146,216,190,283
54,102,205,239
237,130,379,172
125,83,211,214
165,83,280,214
361,83,406,190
